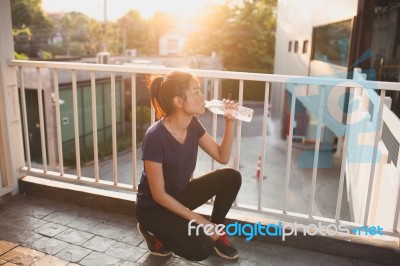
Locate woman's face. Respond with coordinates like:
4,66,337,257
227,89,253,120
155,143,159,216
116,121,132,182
183,79,206,116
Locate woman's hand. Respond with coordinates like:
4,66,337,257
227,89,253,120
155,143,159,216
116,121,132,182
203,221,220,241
195,215,220,241
222,99,238,121
208,223,220,241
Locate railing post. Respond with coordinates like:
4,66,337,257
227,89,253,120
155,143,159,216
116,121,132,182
0,0,25,195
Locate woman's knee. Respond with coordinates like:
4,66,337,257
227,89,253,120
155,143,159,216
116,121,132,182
220,168,242,187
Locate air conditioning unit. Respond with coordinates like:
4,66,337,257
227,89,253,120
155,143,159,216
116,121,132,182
97,52,110,64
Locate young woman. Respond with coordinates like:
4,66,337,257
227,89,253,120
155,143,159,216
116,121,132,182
136,71,242,261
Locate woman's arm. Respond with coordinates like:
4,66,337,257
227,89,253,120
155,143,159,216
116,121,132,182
198,119,235,164
199,100,237,164
145,160,218,239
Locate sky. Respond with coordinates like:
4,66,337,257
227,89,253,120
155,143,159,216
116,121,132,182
41,0,226,21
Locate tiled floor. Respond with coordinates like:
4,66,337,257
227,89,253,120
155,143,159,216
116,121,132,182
0,194,382,266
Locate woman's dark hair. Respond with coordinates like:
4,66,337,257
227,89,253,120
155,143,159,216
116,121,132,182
147,71,196,118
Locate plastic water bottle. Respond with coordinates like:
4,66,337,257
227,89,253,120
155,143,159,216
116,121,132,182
204,100,254,122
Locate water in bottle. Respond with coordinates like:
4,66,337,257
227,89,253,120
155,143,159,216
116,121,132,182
204,100,254,122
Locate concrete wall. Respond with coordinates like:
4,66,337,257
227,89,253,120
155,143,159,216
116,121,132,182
270,0,358,135
274,0,358,76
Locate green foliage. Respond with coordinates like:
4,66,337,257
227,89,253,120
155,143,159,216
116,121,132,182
117,10,154,55
13,28,32,40
11,0,54,57
10,0,276,86
37,50,52,60
11,0,41,28
49,12,92,57
222,79,265,101
135,106,151,123
14,52,29,60
47,43,66,56
184,0,276,73
68,42,86,57
61,12,91,43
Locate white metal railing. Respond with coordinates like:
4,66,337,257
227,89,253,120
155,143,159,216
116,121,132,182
7,59,400,241
345,70,400,235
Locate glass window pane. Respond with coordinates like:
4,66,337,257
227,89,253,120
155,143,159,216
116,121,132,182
312,20,352,66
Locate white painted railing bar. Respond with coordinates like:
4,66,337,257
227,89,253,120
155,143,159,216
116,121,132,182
149,76,156,125
111,73,118,185
335,137,347,221
258,82,271,210
18,67,31,170
233,80,245,207
236,79,244,172
90,72,99,182
363,90,386,226
354,88,364,175
335,86,356,221
211,78,219,171
395,137,400,232
36,68,47,173
150,106,156,125
149,97,156,122
71,70,81,178
53,69,64,176
283,87,297,213
131,74,137,189
308,87,325,216
9,60,400,91
393,170,400,232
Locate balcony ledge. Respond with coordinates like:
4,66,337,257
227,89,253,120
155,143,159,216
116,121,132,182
17,175,400,266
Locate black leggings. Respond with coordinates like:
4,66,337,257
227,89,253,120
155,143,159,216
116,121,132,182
136,168,242,261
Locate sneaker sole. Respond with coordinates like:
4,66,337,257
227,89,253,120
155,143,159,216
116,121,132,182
214,246,239,260
136,223,172,257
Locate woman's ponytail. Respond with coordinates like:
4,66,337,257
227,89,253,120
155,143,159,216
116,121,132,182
149,76,166,119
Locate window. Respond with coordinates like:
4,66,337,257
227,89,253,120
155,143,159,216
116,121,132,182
288,41,292,52
294,41,299,53
303,40,308,53
311,19,352,66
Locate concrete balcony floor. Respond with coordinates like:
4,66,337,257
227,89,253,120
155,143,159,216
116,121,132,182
0,193,382,266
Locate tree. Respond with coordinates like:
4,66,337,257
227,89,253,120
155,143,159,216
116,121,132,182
184,0,276,73
11,0,54,58
85,18,103,56
11,0,40,28
58,12,92,56
117,10,154,56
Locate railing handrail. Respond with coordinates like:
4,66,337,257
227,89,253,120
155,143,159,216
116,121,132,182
8,59,400,91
